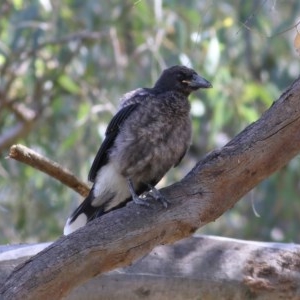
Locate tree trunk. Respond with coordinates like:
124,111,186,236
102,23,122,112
1,236,300,300
1,76,300,299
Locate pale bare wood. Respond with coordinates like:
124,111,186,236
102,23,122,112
8,144,90,197
1,77,300,299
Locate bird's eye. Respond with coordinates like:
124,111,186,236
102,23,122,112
176,72,185,81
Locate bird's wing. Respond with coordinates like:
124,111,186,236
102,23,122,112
88,103,140,182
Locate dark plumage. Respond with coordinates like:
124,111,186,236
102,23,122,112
64,65,212,235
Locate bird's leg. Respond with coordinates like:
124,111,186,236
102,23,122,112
146,184,170,208
127,178,150,207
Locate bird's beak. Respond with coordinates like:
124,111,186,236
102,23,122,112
184,74,212,89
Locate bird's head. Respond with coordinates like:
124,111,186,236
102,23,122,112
153,65,212,95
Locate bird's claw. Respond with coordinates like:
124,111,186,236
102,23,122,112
146,185,170,208
127,178,169,208
132,195,150,207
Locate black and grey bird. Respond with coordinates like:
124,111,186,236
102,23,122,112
64,65,212,235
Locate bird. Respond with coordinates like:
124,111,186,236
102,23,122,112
64,65,212,235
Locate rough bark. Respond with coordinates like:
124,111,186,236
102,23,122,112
1,76,300,299
1,236,300,300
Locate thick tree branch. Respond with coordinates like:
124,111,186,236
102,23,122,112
8,144,90,197
1,236,300,299
1,76,300,299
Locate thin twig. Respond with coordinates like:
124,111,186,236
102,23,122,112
8,144,90,197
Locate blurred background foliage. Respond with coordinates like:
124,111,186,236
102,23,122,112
0,0,300,244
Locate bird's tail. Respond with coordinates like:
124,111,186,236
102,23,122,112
63,193,104,235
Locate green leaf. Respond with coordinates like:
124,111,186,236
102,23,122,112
77,102,90,123
12,0,23,9
58,75,80,94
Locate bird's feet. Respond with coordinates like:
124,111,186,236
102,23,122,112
127,178,169,208
127,178,150,207
131,194,150,207
145,184,170,208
